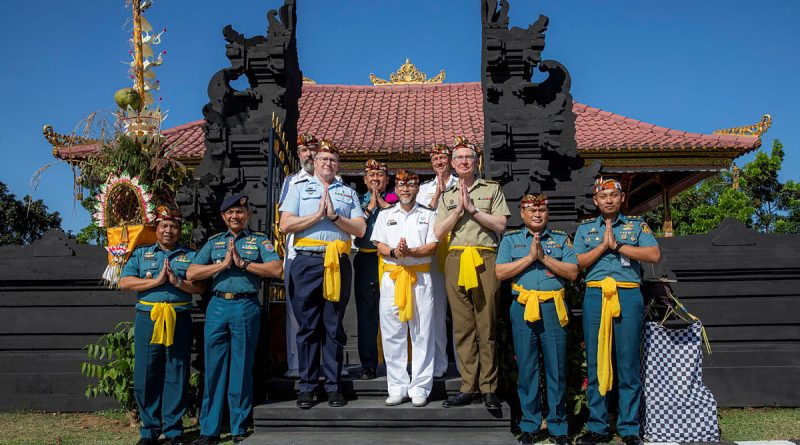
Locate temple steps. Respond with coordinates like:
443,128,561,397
251,367,512,444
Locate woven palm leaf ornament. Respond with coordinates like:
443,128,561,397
95,174,157,287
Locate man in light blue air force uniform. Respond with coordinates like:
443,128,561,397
187,195,283,445
495,194,578,445
279,140,366,409
574,178,660,445
120,205,206,445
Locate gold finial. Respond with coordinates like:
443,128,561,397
302,76,317,84
369,58,445,85
714,114,772,137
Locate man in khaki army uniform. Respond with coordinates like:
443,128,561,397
434,137,510,410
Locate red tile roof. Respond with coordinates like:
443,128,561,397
54,82,761,160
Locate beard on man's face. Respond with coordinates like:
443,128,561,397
301,159,314,175
399,196,414,205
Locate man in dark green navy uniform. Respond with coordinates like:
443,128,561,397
120,205,206,445
187,195,283,445
574,178,661,445
496,194,578,445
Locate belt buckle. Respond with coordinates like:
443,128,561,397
223,292,236,300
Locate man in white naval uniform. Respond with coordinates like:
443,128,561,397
371,169,439,407
416,143,458,378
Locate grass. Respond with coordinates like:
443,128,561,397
0,408,797,444
0,411,245,445
718,407,800,441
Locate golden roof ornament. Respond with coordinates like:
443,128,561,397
369,58,445,85
714,114,772,137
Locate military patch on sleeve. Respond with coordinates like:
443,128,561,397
641,222,652,233
566,238,573,248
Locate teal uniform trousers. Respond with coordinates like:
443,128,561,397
134,310,192,440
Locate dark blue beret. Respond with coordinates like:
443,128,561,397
220,194,249,212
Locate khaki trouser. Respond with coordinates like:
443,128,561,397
444,249,499,393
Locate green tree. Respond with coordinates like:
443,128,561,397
740,139,800,233
0,181,62,246
646,138,798,235
645,173,754,236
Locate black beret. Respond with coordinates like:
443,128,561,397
220,194,249,212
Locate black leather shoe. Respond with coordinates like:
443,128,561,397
359,367,376,380
190,436,219,445
232,434,249,444
550,435,573,445
622,436,644,445
517,431,536,445
164,437,186,445
442,392,480,407
575,431,611,445
135,439,156,445
482,392,502,410
327,391,347,407
296,391,314,409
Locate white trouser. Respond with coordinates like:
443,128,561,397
379,271,435,398
429,263,449,375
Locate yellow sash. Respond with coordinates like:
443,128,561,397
294,238,352,302
383,263,431,322
586,277,640,396
448,246,495,292
138,301,191,347
511,284,568,327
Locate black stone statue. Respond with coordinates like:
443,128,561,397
177,0,301,244
481,0,599,232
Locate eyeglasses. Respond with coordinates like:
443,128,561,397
395,181,419,189
315,157,339,164
453,155,476,162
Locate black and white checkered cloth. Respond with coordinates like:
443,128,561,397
641,321,720,442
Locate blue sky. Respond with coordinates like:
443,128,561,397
1,0,798,234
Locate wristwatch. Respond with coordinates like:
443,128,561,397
613,243,623,254
389,248,397,259
471,207,480,216
242,260,251,271
175,278,183,288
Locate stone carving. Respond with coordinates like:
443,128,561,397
177,0,301,243
481,0,599,232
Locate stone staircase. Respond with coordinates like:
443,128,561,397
243,367,514,445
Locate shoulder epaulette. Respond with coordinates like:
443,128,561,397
443,183,457,192
504,229,522,235
579,216,598,225
208,232,225,240
252,231,268,237
421,178,435,185
484,179,499,185
294,177,310,185
550,229,567,235
626,215,643,221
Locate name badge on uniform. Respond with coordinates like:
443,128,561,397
176,255,191,263
513,244,526,248
214,241,226,248
387,219,397,226
620,254,631,268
